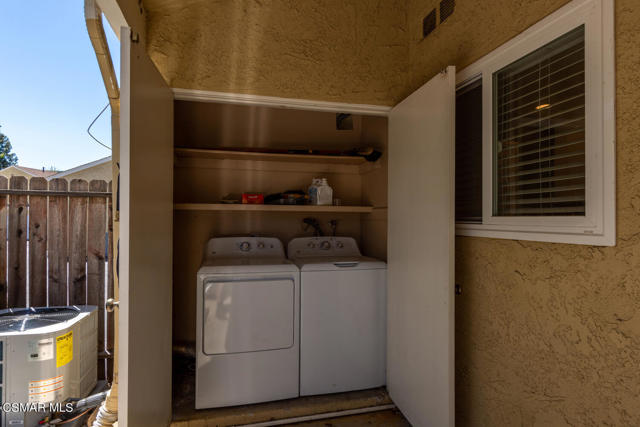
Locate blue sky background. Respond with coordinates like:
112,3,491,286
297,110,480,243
0,1,120,171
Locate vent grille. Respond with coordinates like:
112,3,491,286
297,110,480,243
423,9,436,38
440,0,455,23
0,307,80,333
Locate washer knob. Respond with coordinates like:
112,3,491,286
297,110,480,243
336,241,344,249
307,242,316,249
257,241,265,249
240,241,251,252
320,241,331,250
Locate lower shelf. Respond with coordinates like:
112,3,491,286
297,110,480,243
174,203,374,213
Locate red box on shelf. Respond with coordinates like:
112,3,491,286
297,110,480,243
241,193,264,204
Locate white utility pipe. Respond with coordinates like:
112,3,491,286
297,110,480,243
84,1,120,426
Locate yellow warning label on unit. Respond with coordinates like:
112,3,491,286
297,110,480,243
56,331,73,367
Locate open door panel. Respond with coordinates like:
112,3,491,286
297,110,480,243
387,67,455,427
119,27,174,426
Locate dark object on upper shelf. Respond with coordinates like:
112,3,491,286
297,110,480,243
191,146,383,162
265,190,307,205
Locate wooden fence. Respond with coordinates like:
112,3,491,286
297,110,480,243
0,175,114,380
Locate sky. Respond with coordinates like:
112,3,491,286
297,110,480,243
0,0,120,171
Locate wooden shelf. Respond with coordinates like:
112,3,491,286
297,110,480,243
175,147,367,165
174,203,374,213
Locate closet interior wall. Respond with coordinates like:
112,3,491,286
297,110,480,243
172,101,388,343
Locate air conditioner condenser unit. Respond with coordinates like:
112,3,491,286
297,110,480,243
0,306,97,426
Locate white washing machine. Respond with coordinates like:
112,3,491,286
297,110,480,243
196,237,299,409
288,236,386,396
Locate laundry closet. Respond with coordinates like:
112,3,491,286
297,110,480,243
120,31,454,426
172,101,389,344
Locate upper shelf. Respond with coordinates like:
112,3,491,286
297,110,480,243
174,203,374,213
175,147,368,165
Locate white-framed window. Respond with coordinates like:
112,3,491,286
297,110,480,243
455,0,615,246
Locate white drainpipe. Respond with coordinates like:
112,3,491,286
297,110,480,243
84,1,120,426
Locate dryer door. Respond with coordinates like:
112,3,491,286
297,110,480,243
203,278,295,354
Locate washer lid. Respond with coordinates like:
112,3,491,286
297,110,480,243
295,256,386,272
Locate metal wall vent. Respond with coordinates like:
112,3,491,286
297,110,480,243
440,0,455,23
423,9,436,38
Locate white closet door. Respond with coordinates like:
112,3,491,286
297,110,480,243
387,66,455,427
119,27,174,427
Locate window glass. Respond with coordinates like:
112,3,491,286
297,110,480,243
493,25,585,216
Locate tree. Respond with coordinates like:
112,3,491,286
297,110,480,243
0,126,18,169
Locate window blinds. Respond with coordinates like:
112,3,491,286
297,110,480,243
494,25,585,216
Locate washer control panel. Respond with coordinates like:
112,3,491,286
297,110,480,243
288,237,361,258
206,237,284,257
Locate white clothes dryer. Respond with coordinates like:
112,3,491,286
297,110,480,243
196,237,299,408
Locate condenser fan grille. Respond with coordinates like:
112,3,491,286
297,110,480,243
0,307,80,333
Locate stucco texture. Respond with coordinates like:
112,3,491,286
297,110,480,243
145,0,410,105
410,1,640,425
144,0,640,425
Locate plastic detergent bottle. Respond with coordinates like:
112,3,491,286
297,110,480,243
316,178,333,205
308,178,321,204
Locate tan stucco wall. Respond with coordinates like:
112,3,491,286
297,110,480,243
145,0,640,424
408,1,640,425
145,0,410,105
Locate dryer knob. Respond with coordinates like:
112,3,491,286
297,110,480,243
307,242,316,249
257,241,265,249
320,241,331,250
240,241,251,252
336,241,344,248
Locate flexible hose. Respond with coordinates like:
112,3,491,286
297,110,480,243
92,404,118,427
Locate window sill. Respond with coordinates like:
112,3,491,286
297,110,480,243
455,222,615,246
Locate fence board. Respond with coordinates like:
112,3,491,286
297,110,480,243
29,178,48,306
8,177,28,307
107,180,114,381
48,179,68,306
69,179,88,305
0,177,7,309
88,180,108,379
3,176,114,380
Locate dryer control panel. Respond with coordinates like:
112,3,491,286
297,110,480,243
206,237,285,258
288,237,361,259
